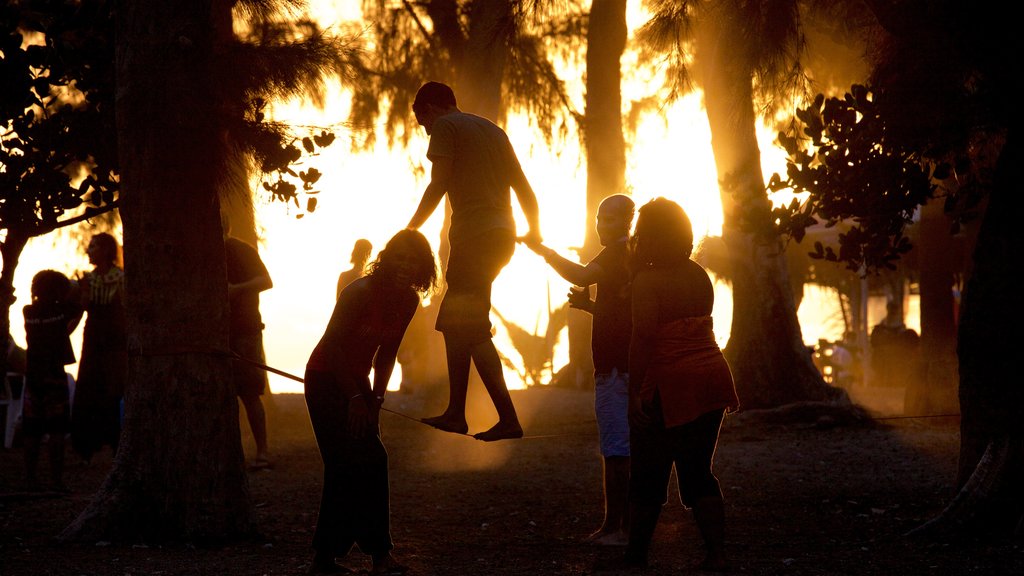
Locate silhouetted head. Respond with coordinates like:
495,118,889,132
351,238,373,265
596,194,635,246
629,197,694,272
87,232,122,269
367,229,438,296
413,81,457,135
31,269,72,304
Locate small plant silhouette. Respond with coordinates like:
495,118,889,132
492,284,569,387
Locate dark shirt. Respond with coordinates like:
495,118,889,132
307,274,419,380
427,111,520,245
591,240,631,373
23,302,78,373
225,236,271,336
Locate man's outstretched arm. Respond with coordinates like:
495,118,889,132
407,156,452,230
510,163,541,245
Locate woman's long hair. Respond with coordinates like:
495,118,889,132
628,197,694,275
366,229,438,296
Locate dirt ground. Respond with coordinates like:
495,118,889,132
2,384,1022,576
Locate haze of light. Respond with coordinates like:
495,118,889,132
9,0,897,396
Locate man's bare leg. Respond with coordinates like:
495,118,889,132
421,334,471,434
470,339,522,441
589,455,630,545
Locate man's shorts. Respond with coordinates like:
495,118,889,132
594,368,630,457
435,229,515,343
231,331,268,398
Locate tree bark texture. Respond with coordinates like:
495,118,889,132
456,0,512,119
0,230,30,378
945,128,1022,534
583,0,627,257
564,0,628,389
697,13,837,409
61,0,254,542
905,196,959,416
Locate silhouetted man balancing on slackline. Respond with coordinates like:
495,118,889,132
406,81,543,442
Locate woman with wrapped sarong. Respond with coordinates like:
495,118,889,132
623,198,740,572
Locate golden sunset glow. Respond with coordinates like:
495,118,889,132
6,0,920,398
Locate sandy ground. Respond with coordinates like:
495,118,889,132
1,384,1021,576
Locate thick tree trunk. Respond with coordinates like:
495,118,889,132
61,1,254,542
928,128,1023,536
697,15,838,409
908,436,1024,539
456,0,512,119
583,0,627,257
904,196,959,416
563,0,628,389
0,230,30,377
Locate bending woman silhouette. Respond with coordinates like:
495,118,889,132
304,229,437,576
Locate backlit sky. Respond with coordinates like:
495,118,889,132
8,0,918,394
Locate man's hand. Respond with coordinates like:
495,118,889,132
516,228,542,248
346,396,380,438
520,237,546,254
567,286,592,312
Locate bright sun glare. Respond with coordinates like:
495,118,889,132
9,0,875,396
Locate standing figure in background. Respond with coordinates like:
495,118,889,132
223,213,274,470
23,270,82,491
407,81,542,441
624,198,740,572
304,229,436,576
71,233,126,465
524,193,635,546
337,238,373,300
870,299,920,388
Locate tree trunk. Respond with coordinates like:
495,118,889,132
0,230,30,377
907,436,1024,540
583,0,627,257
564,0,627,389
904,196,959,416
697,15,838,409
929,128,1023,536
456,0,512,119
60,1,254,542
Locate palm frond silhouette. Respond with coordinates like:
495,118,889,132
493,283,569,387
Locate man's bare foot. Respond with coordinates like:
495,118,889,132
421,414,469,435
587,529,628,546
473,421,523,441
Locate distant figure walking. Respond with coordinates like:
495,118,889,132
70,233,126,465
623,198,740,572
23,270,82,491
337,238,373,300
223,214,274,470
524,193,635,546
407,81,542,441
304,229,437,576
